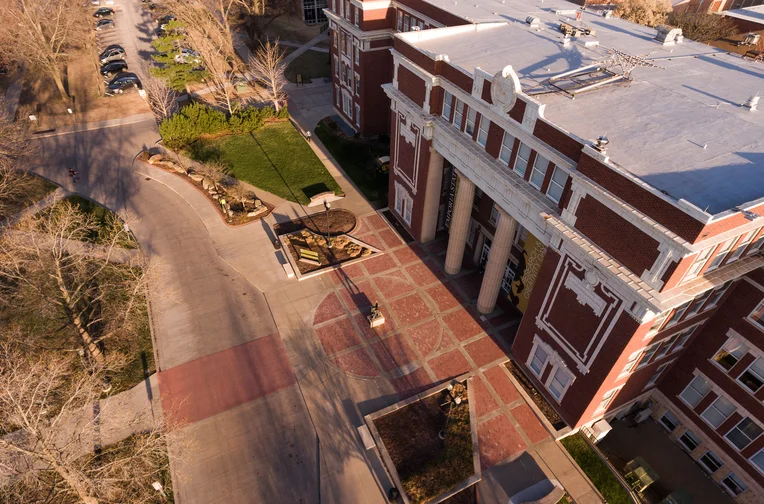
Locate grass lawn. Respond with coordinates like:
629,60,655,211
285,50,331,83
315,120,389,203
560,434,632,504
188,121,342,205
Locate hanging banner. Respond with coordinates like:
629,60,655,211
508,232,546,313
444,172,459,229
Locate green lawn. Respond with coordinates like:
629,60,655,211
560,434,632,504
285,50,331,83
189,121,342,204
315,121,389,203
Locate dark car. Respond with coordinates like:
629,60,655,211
95,19,114,31
93,7,113,17
106,73,142,95
157,14,175,25
100,60,128,77
99,46,125,64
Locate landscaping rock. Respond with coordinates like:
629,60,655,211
189,174,204,182
148,154,165,165
254,199,263,208
247,207,268,217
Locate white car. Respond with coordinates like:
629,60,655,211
104,0,114,4
174,48,201,64
90,0,100,5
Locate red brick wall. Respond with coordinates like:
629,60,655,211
360,7,395,31
659,278,764,487
698,203,764,241
397,0,470,26
533,120,583,163
574,196,661,277
397,65,426,107
358,40,392,136
441,63,472,94
393,38,439,74
509,99,526,124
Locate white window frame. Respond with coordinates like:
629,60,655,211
706,281,731,309
354,8,359,27
546,167,568,204
748,300,764,331
341,91,352,116
334,56,339,77
721,472,748,496
647,311,669,336
499,132,514,165
679,375,710,408
467,218,478,246
464,107,477,137
737,357,764,394
712,336,749,373
529,155,549,190
476,116,489,148
684,247,713,281
354,45,359,65
354,103,360,128
545,365,574,402
644,360,674,390
706,239,734,271
514,225,528,250
452,99,464,129
354,72,360,96
636,341,662,369
397,10,403,31
594,386,622,414
686,290,713,318
679,429,700,452
748,231,764,255
489,204,499,226
749,448,764,476
528,343,549,378
619,349,643,378
513,143,531,177
698,450,724,473
728,228,758,263
673,326,699,352
333,30,337,48
700,395,736,429
666,301,691,327
394,184,413,225
335,86,340,106
655,335,679,361
660,410,680,431
724,416,764,451
344,0,350,19
403,13,410,32
442,91,453,120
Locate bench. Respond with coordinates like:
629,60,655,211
298,247,320,266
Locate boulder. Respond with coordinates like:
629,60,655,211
202,178,211,190
254,199,263,208
148,154,165,165
189,174,204,182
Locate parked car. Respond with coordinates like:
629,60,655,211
90,0,100,5
99,46,125,64
106,73,142,95
95,19,114,31
93,7,114,17
174,48,201,64
100,60,128,77
104,0,114,4
157,14,176,25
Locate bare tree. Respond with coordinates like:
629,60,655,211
248,40,287,111
0,100,38,217
0,0,88,103
0,200,152,363
242,0,301,43
142,73,179,120
194,161,229,192
0,334,181,504
615,0,672,27
668,10,738,42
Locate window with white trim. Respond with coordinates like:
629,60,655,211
452,99,464,129
334,56,339,77
680,375,710,408
335,86,340,106
354,45,359,65
721,473,748,496
660,410,680,431
728,228,758,263
620,349,643,376
713,336,749,372
397,11,403,31
738,358,764,393
529,344,549,377
699,450,723,473
476,116,489,147
701,396,735,428
706,239,734,271
636,341,661,369
344,0,350,19
706,281,731,309
725,417,763,450
340,32,346,55
686,290,713,318
648,312,669,334
679,429,700,451
666,301,691,326
750,448,764,475
403,13,410,32
685,247,713,280
354,9,359,27
673,326,698,351
655,334,679,360
442,91,453,120
341,91,352,116
333,30,337,48
645,361,672,389
547,167,568,204
513,143,531,177
594,387,621,414
489,204,499,226
499,132,514,165
748,231,764,255
529,155,549,189
467,218,478,246
749,300,764,331
514,225,528,250
547,367,572,401
464,107,477,137
394,185,412,225
354,103,360,128
354,72,360,95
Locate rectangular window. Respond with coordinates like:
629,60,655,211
442,91,453,120
649,312,669,334
397,11,403,32
529,345,549,377
452,100,464,130
636,341,661,369
728,229,758,263
660,410,680,431
335,86,340,106
403,14,410,32
701,396,735,428
706,281,731,309
680,375,710,408
514,225,528,250
748,231,764,255
548,367,572,401
342,92,352,116
489,204,499,226
547,167,568,204
344,0,350,19
464,107,477,137
514,143,531,177
354,72,360,95
707,239,734,271
646,361,671,388
595,387,621,414
354,9,359,27
739,358,764,393
333,31,337,48
685,247,713,280
679,430,700,451
354,103,360,128
467,218,477,246
472,187,483,211
529,155,549,189
686,290,713,318
334,56,339,77
339,0,344,18
749,300,764,330
395,187,412,225
726,417,763,450
750,449,764,475
476,116,489,147
722,473,748,496
354,45,359,65
674,326,697,351
499,132,514,165
340,32,346,55
713,336,749,372
699,450,723,473
621,349,643,376
666,301,691,326
655,335,679,360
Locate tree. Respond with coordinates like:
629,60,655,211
195,161,229,192
150,20,209,92
615,0,672,27
241,0,301,44
0,0,88,103
0,100,38,218
0,334,180,503
142,73,179,121
668,11,738,42
0,200,151,363
247,40,287,111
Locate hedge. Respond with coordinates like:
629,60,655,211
159,102,290,149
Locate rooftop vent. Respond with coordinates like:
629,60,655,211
559,22,595,37
654,25,683,45
603,10,613,18
526,16,541,28
593,136,609,153
740,33,761,46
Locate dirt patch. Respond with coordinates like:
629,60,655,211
506,360,566,430
283,230,374,275
274,208,356,236
374,383,474,504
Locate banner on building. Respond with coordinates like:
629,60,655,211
508,231,546,313
444,172,459,229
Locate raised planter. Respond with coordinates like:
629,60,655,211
279,230,382,281
365,375,481,504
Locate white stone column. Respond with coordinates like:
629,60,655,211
420,148,444,243
444,172,475,275
477,208,517,314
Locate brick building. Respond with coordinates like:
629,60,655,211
326,0,764,501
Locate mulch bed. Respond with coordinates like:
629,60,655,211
283,231,374,275
374,383,474,504
274,208,356,237
506,360,567,430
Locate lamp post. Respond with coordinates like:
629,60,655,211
324,200,332,248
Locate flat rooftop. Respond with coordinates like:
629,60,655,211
398,0,764,215
724,5,764,25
